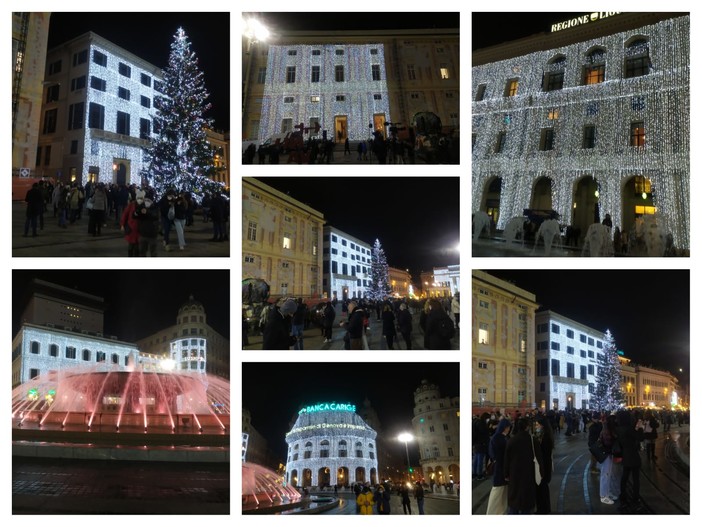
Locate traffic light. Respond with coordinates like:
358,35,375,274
409,468,414,473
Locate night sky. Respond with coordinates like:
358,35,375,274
482,270,690,386
472,12,590,51
245,11,460,33
256,177,460,279
46,12,230,131
242,362,460,462
12,270,230,342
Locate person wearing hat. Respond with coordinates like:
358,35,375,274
374,484,391,515
357,486,375,515
262,298,297,350
340,300,365,350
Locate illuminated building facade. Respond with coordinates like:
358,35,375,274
472,271,539,409
136,295,230,380
388,267,412,298
242,177,324,299
618,357,679,408
38,32,163,185
12,12,51,178
322,226,371,301
285,403,378,488
534,310,604,411
411,379,460,486
421,265,460,298
472,13,689,250
205,128,230,189
243,28,459,142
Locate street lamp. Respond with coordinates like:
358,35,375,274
397,432,414,482
242,16,269,121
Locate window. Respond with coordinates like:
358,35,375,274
141,95,150,108
566,329,574,339
494,132,506,153
311,65,320,83
116,111,130,135
335,49,344,55
478,361,488,369
90,76,106,91
588,364,595,375
335,95,345,102
580,349,587,358
312,49,321,56
475,84,487,101
65,346,77,359
370,48,378,55
140,118,151,139
588,350,595,359
440,64,450,79
112,354,119,364
537,323,548,333
567,346,574,355
43,109,57,134
632,96,646,111
407,64,416,80
597,341,603,349
335,65,345,82
373,94,382,100
118,86,130,100
629,121,646,146
583,125,596,149
70,140,78,154
584,64,605,85
543,57,565,91
141,73,151,86
283,235,291,249
30,341,40,354
540,128,555,151
479,299,489,308
49,344,58,357
46,84,59,103
283,96,294,103
537,359,548,376
580,334,587,343
118,62,131,77
286,66,296,83
372,64,381,81
547,109,559,120
551,323,560,334
83,349,91,361
70,75,86,91
92,50,107,67
551,359,560,376
505,79,519,97
625,39,650,78
48,59,62,75
580,365,587,380
73,49,88,66
310,95,320,103
566,363,575,378
257,67,266,84
68,102,84,130
30,368,40,379
478,322,489,344
287,50,297,56
551,341,560,351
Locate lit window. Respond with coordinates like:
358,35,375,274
630,122,645,147
283,235,291,249
440,65,450,79
547,109,559,120
478,322,489,344
310,96,320,102
505,79,519,97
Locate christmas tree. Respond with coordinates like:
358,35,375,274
142,27,221,197
367,239,391,301
591,329,625,412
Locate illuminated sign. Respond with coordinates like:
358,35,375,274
551,12,622,33
298,402,356,415
286,423,367,437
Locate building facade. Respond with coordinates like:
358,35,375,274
242,177,325,299
285,402,378,488
472,13,689,250
472,270,539,409
12,12,51,179
411,380,460,486
322,226,371,301
136,295,230,380
243,28,459,143
388,267,412,298
534,311,605,411
205,128,231,189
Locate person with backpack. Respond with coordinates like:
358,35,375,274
424,298,455,349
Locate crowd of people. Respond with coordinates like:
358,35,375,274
22,179,229,256
474,407,689,514
257,295,459,350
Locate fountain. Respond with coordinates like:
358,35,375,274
532,219,562,256
503,216,525,246
581,223,614,257
472,211,492,240
242,462,303,513
12,366,230,455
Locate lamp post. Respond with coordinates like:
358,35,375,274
242,17,269,132
398,432,414,483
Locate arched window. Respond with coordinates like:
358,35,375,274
543,56,566,91
582,47,606,84
112,353,119,364
338,440,348,458
49,344,59,357
355,442,363,458
30,341,40,354
304,441,313,459
82,349,91,361
625,38,650,78
320,440,329,458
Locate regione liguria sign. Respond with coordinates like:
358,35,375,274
551,12,622,33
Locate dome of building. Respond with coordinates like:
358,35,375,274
178,295,205,315
285,402,378,489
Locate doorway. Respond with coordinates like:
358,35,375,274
334,116,348,142
373,114,386,139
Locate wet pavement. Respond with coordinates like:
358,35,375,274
12,201,229,257
13,456,230,514
293,491,460,515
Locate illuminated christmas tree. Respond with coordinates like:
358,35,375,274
591,329,625,412
367,239,391,301
143,27,220,197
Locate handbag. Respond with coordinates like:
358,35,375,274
531,436,542,485
589,440,608,464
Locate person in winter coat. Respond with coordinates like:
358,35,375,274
323,302,336,343
424,298,455,349
400,485,412,514
473,412,491,479
616,410,644,512
381,303,397,349
598,414,620,505
414,482,425,514
291,298,307,350
340,301,364,350
173,192,188,250
356,486,375,515
159,189,176,251
262,298,297,350
88,183,107,236
534,416,554,514
133,190,159,256
486,418,511,514
374,485,391,515
642,410,659,462
23,183,44,237
451,293,460,329
504,417,544,514
120,191,140,256
397,303,413,349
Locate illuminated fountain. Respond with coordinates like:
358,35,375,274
242,462,302,513
11,365,230,438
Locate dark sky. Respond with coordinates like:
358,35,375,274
46,12,230,131
483,270,690,385
257,177,460,279
12,270,230,341
245,11,460,33
242,362,459,461
472,12,589,50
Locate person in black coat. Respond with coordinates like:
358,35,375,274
262,299,297,350
504,417,544,514
340,301,364,350
397,303,413,349
486,417,511,514
473,412,490,479
615,410,644,511
23,183,44,237
322,302,335,343
424,299,454,349
535,416,554,514
381,304,397,349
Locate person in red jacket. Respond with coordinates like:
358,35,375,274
120,190,140,256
